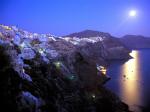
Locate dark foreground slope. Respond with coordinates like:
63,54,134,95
0,25,131,112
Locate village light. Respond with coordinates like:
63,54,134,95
2,25,12,30
92,94,96,99
38,48,45,54
54,62,61,68
97,65,107,75
20,42,26,48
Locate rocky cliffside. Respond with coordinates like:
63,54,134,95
65,30,131,60
0,25,131,112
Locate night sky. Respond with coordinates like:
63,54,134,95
0,0,150,37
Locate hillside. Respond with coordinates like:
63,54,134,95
0,25,131,112
64,30,131,60
64,30,111,38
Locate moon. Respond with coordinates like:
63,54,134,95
129,10,137,17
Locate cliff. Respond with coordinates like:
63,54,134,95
0,25,131,112
64,30,131,60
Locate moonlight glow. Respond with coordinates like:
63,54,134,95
129,10,137,17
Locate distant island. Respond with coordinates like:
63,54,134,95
120,35,150,49
65,30,150,50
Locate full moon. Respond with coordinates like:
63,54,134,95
129,10,137,17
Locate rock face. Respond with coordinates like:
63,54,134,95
120,35,150,49
65,30,131,60
0,25,131,112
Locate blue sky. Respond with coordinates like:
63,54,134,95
0,0,150,37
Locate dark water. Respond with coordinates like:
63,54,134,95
105,49,150,112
